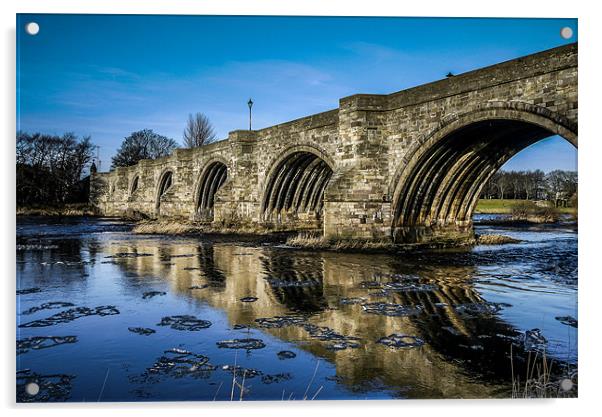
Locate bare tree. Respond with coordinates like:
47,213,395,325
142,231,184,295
183,113,216,148
482,169,576,202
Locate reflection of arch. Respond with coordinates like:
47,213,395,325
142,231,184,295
194,160,228,221
390,104,577,242
260,250,326,312
261,146,335,223
155,169,174,214
196,245,227,289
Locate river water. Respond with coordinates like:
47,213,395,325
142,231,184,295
16,216,578,401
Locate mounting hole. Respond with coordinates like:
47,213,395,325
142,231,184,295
560,378,574,391
25,22,40,36
25,382,40,396
560,27,573,40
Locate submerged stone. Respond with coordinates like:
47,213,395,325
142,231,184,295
382,282,438,292
302,323,361,350
240,296,258,303
128,327,156,336
105,252,153,259
339,297,366,305
17,243,59,250
144,348,216,380
19,306,120,328
255,315,308,328
22,301,75,315
455,302,511,317
17,287,41,295
221,365,262,379
265,278,319,288
277,350,296,360
524,328,548,352
188,284,208,290
17,336,77,355
442,326,462,336
142,291,166,299
555,315,578,328
216,338,266,350
361,302,422,317
377,334,425,349
255,315,359,350
158,315,211,331
359,281,382,289
367,290,390,298
325,340,360,351
261,373,292,384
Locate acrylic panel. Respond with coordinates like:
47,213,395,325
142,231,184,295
16,14,578,402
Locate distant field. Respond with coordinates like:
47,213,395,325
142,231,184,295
475,199,575,214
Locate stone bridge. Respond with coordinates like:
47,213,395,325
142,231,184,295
91,43,577,243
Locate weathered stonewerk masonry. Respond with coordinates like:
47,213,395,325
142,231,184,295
91,43,578,243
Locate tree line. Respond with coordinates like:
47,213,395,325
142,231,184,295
17,131,96,206
480,169,578,201
16,112,217,206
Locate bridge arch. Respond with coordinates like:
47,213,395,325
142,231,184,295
389,104,577,242
194,159,228,221
261,145,335,224
155,169,174,215
129,175,140,196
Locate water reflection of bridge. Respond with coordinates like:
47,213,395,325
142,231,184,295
105,239,530,398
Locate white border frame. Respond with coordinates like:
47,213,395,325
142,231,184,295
3,1,599,416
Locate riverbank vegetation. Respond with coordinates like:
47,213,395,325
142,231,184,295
510,348,577,398
285,232,395,252
132,220,279,236
17,132,96,207
16,203,97,217
284,231,520,252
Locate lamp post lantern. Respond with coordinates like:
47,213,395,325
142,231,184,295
247,98,254,131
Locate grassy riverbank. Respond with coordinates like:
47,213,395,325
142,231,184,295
16,204,98,217
475,199,575,215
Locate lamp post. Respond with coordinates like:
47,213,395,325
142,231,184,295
248,98,253,131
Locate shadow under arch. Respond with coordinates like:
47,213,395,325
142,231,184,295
261,145,335,226
129,174,140,197
194,160,228,221
155,169,174,216
389,104,577,243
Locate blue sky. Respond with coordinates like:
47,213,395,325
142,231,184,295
16,15,577,172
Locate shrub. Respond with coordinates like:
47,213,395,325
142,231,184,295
511,201,559,223
511,201,537,221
